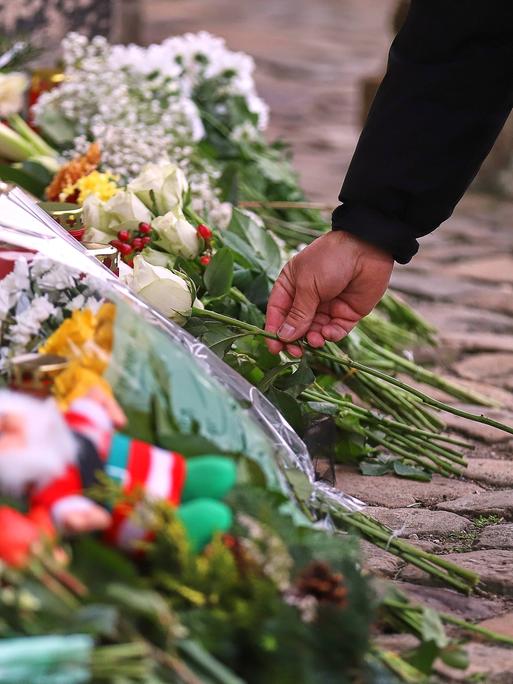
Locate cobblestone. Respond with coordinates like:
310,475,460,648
366,507,472,538
437,491,513,519
401,550,513,595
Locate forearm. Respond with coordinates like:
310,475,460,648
333,0,513,263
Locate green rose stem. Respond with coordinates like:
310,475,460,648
383,597,513,647
355,332,497,407
323,505,478,593
302,387,470,448
191,308,479,591
314,346,513,438
193,308,513,438
191,307,278,340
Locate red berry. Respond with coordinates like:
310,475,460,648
118,229,130,242
118,242,133,255
200,254,211,266
141,236,152,246
110,239,123,250
138,222,152,234
131,237,143,251
197,224,213,240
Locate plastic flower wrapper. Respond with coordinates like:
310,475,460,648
0,187,363,519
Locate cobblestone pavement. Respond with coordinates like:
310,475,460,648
143,1,513,680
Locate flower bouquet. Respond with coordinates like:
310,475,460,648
0,187,380,683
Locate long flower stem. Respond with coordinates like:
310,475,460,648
191,306,277,340
315,348,513,437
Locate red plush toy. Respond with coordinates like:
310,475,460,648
0,389,236,555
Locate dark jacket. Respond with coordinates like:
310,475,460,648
332,0,513,263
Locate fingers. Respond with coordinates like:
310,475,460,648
276,284,319,343
265,272,293,354
85,387,127,428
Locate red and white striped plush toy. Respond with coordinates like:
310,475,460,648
0,389,236,552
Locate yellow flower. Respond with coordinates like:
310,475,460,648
60,170,119,205
39,303,116,407
53,362,113,409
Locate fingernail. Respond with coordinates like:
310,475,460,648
277,323,295,340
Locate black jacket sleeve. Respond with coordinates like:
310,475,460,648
332,0,513,263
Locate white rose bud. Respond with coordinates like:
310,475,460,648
82,194,112,238
128,255,197,324
0,73,28,117
127,163,188,214
152,209,199,259
102,190,152,227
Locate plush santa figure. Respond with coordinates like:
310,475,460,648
0,389,236,553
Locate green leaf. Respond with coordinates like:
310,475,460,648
393,462,431,482
178,639,245,684
39,201,81,214
306,401,339,417
0,163,46,197
419,608,449,649
227,208,281,278
439,645,469,670
359,461,393,476
204,247,234,297
285,467,313,503
277,356,315,395
21,160,53,187
267,387,303,433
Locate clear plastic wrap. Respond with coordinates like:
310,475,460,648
0,187,363,514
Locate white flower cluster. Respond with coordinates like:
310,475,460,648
110,31,269,130
35,31,269,195
34,33,204,179
0,258,103,365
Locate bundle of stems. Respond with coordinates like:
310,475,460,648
382,593,513,647
316,490,479,594
303,385,469,477
344,331,496,408
313,343,513,439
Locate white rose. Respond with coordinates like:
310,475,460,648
152,209,199,258
103,190,152,227
140,246,174,269
0,73,28,117
127,255,196,324
127,163,188,214
82,194,111,234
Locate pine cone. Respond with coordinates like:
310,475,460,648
295,561,348,608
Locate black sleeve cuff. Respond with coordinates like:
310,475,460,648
332,203,419,264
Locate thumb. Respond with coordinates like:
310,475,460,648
278,286,319,342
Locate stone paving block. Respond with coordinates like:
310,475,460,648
435,642,513,683
401,550,513,595
334,465,485,508
448,256,513,284
442,409,513,444
366,507,471,538
437,490,513,519
478,611,513,639
414,303,513,335
465,459,513,487
394,581,506,621
458,288,513,316
441,332,513,355
390,269,480,301
477,524,513,551
453,352,513,382
360,540,403,579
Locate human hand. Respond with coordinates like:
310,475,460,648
265,231,394,357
